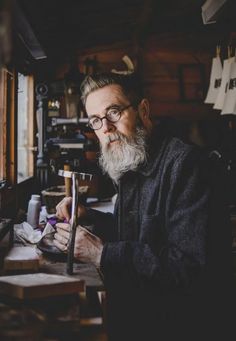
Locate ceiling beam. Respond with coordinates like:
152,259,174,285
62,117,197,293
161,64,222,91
12,0,46,60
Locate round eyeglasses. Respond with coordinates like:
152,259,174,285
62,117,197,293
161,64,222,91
88,104,133,130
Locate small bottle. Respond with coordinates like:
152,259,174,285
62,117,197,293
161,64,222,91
27,194,41,229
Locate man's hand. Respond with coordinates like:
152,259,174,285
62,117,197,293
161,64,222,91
53,223,103,268
55,196,87,222
53,222,70,252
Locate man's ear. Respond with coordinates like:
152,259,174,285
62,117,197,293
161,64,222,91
138,99,150,124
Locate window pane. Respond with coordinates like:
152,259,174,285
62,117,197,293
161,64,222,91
17,73,34,183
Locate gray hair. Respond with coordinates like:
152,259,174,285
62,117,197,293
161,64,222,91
99,125,147,183
80,72,143,107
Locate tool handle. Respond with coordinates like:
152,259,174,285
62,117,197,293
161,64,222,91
64,164,72,197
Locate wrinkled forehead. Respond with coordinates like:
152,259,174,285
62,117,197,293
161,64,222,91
85,84,129,117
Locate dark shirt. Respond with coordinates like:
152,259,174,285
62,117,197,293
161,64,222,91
87,129,232,340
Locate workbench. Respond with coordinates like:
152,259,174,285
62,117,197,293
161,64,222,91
0,199,114,340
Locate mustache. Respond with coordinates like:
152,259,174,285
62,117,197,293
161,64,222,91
103,132,125,145
103,117,145,146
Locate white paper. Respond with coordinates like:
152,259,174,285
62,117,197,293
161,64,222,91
41,222,55,237
214,57,235,110
14,221,54,244
14,222,42,244
221,61,236,115
205,56,222,104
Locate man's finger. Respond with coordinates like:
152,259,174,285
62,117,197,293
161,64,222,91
56,196,72,210
57,207,70,221
55,208,70,222
56,226,70,239
56,222,70,231
53,239,67,252
55,197,72,221
55,209,64,220
54,232,68,246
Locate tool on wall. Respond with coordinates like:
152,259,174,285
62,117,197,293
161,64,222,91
111,55,135,75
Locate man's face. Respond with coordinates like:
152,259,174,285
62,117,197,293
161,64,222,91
85,84,151,182
85,84,138,148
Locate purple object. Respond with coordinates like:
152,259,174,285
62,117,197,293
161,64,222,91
47,216,69,227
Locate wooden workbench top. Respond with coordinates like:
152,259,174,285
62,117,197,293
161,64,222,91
40,258,104,291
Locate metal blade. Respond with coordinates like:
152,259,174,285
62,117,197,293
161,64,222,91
58,170,93,181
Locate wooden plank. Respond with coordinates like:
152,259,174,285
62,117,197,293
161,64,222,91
149,102,218,119
144,49,211,65
0,272,84,299
145,82,180,101
145,33,220,53
3,246,40,272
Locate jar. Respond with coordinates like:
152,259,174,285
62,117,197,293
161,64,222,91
27,194,41,229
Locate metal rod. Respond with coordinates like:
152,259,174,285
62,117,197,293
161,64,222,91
57,169,93,275
67,173,79,275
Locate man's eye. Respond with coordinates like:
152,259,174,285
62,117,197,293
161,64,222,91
91,117,100,125
107,109,120,119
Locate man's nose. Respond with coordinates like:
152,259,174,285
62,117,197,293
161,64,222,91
101,117,116,133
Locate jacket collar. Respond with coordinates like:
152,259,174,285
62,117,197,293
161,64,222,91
137,126,170,177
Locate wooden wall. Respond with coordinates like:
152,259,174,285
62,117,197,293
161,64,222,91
53,32,224,121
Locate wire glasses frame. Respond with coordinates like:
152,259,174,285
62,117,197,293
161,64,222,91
87,104,133,130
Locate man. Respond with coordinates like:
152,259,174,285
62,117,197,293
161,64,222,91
54,73,232,340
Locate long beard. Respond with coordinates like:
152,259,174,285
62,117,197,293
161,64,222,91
98,126,148,183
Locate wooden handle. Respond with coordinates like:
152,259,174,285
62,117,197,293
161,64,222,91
64,164,72,197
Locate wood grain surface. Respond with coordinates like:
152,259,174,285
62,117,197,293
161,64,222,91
0,272,84,299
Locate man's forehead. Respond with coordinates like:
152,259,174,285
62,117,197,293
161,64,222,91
85,84,128,116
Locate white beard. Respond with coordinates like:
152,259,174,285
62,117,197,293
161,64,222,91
98,126,148,183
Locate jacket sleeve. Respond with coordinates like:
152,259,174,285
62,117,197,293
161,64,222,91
161,147,210,288
82,207,117,242
100,147,224,290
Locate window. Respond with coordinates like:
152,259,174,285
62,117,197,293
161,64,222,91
0,68,6,181
17,73,34,183
0,69,35,186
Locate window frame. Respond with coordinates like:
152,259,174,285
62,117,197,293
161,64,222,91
17,73,35,183
0,67,35,187
0,67,16,184
0,68,6,181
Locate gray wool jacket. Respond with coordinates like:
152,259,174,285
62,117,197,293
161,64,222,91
88,131,230,287
85,129,232,338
